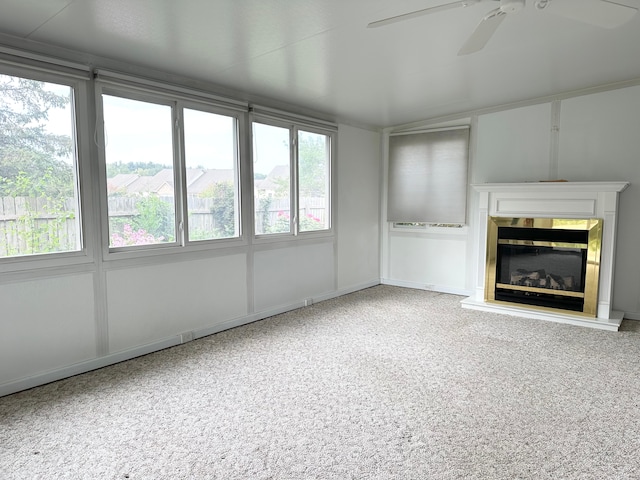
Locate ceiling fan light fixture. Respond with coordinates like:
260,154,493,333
534,0,549,10
499,0,526,14
370,0,637,56
533,0,637,28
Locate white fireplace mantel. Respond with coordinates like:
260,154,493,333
461,181,629,331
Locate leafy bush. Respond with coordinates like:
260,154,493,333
132,195,175,241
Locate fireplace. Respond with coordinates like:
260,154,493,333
461,182,629,331
485,217,602,317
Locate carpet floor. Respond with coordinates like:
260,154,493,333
2,285,640,479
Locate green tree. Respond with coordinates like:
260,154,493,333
106,161,167,178
298,132,328,197
200,181,237,238
0,74,73,198
0,74,77,256
132,195,175,241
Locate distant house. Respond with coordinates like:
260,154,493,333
107,168,206,196
107,166,288,197
188,169,235,195
126,175,168,196
106,173,139,194
255,165,289,197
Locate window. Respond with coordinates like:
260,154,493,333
388,127,469,225
252,122,291,235
252,119,332,236
183,108,240,240
0,72,82,258
103,95,176,247
298,130,331,232
100,88,242,252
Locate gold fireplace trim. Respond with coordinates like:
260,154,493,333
495,283,585,298
485,217,603,317
498,239,587,250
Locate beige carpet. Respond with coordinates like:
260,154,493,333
2,285,640,479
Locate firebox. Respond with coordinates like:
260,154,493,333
485,217,603,317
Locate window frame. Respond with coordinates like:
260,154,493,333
250,115,336,243
99,88,180,254
179,100,245,248
0,63,94,273
95,83,247,261
251,117,295,239
295,125,333,236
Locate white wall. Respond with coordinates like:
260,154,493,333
557,86,640,316
0,122,382,397
254,242,336,311
0,274,97,385
107,254,249,353
473,103,553,183
336,125,381,292
386,232,467,292
383,82,640,319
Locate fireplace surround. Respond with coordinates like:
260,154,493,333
486,216,602,316
461,182,629,331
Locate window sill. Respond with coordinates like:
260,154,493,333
0,250,94,275
389,223,469,236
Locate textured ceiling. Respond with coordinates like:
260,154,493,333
0,0,639,128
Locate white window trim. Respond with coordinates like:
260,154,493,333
94,82,248,261
179,100,247,249
0,63,94,273
390,222,469,236
250,114,336,243
295,124,334,237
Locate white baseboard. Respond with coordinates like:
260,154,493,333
0,337,182,398
623,311,640,321
381,278,471,297
0,280,382,398
329,280,381,299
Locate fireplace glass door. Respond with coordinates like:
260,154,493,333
486,218,602,316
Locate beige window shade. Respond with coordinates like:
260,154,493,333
388,127,469,224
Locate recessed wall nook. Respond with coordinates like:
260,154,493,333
461,181,629,331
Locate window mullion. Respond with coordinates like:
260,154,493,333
174,104,188,246
291,128,299,236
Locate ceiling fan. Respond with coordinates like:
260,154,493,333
367,0,638,55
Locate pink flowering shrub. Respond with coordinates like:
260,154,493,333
110,223,162,247
270,211,324,232
300,213,324,231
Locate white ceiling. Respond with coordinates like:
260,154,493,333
1,0,639,128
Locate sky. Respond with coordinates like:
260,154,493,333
38,82,289,176
11,76,288,177
41,81,74,164
252,122,290,177
102,94,289,175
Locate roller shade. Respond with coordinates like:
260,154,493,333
388,127,469,224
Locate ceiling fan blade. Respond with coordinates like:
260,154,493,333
458,8,507,55
367,0,480,28
540,0,638,28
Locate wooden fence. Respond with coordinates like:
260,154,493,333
0,196,79,256
0,195,327,256
254,197,327,234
